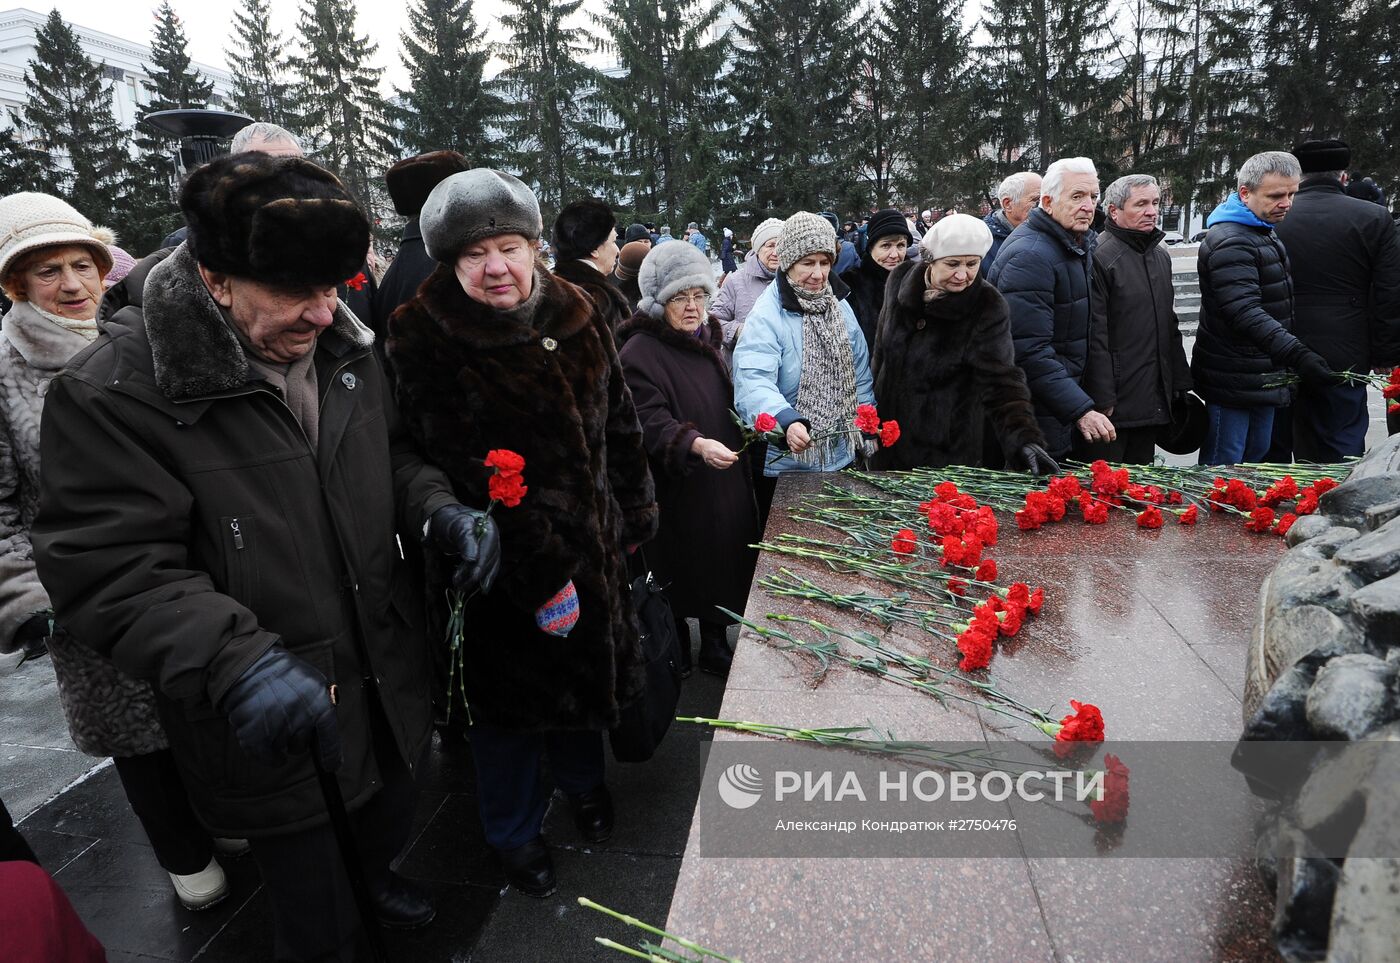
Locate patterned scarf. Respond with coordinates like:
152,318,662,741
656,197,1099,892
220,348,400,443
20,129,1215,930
792,280,857,464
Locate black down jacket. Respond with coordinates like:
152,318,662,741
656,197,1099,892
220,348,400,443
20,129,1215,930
986,207,1098,457
1192,222,1310,408
1273,177,1400,370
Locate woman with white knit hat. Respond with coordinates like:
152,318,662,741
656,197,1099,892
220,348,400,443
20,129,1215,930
870,212,1058,473
0,192,231,910
733,212,876,515
710,215,784,360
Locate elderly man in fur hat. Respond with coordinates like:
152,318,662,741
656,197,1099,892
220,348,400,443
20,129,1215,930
32,153,501,961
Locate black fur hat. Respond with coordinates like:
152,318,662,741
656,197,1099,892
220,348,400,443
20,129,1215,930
1291,139,1350,174
553,198,616,261
180,153,370,287
385,150,468,217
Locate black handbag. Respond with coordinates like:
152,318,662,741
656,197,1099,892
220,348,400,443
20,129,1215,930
609,551,684,763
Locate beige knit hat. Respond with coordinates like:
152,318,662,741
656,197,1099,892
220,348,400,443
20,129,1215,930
776,211,836,272
919,212,994,262
750,216,784,254
0,192,114,288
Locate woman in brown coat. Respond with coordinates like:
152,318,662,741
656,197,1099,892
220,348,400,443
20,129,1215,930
617,242,759,676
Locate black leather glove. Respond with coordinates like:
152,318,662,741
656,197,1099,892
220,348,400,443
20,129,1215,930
428,504,502,594
10,611,53,659
1018,444,1061,477
220,646,341,772
1293,350,1335,389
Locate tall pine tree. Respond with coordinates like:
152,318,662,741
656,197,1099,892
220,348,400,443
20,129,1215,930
126,2,215,252
593,0,730,228
226,0,297,126
725,0,863,215
294,0,394,208
10,11,132,230
392,0,500,165
493,0,610,221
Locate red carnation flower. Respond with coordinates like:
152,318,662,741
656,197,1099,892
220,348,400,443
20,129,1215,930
975,559,997,583
947,577,968,595
1384,384,1400,399
1273,513,1298,537
854,403,881,434
489,472,527,508
1244,506,1276,532
1081,496,1109,525
934,481,960,500
344,271,367,291
1055,700,1105,743
1048,475,1083,500
1015,509,1040,531
754,412,778,433
1178,504,1199,525
1136,506,1164,529
1028,587,1045,615
1166,490,1183,505
485,449,526,475
1261,475,1299,506
1295,492,1319,515
1390,402,1400,414
955,623,995,671
1311,478,1339,495
1089,754,1130,825
891,528,918,555
879,420,900,447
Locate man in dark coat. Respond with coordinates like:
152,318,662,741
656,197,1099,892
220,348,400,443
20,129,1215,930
372,150,468,338
988,157,1115,459
1269,139,1400,461
551,197,632,332
1082,174,1193,463
1193,150,1334,464
984,171,1041,269
31,154,500,960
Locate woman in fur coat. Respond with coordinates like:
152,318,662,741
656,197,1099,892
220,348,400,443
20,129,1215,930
871,214,1059,474
617,242,759,677
0,193,226,909
387,169,658,898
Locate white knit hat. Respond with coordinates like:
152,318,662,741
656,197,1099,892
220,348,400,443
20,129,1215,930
919,213,994,262
776,211,836,272
0,193,113,287
637,240,716,319
750,217,784,254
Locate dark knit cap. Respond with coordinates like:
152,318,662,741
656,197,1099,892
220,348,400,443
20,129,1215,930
1292,139,1351,174
180,152,369,287
624,223,650,244
553,198,616,261
385,150,468,218
866,208,911,245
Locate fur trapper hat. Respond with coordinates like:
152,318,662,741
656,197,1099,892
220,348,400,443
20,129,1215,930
615,240,649,281
750,217,784,254
777,211,836,272
1292,138,1350,174
637,239,715,319
180,153,369,287
0,192,114,288
421,168,542,264
553,198,616,261
385,150,467,217
919,213,993,262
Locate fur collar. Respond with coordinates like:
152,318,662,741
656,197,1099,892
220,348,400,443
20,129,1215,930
1,300,95,371
891,260,996,320
413,262,593,349
617,311,724,357
142,243,375,401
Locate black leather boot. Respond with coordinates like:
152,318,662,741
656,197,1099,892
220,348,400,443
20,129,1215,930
567,785,614,843
372,872,436,928
497,837,556,898
698,621,734,677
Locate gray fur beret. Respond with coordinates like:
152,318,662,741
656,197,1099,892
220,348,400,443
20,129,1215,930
420,168,543,264
637,240,716,319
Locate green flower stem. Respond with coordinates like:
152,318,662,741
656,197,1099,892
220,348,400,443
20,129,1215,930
579,898,741,962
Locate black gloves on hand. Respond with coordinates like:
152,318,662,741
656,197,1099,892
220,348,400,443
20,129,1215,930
429,504,502,595
1019,444,1061,477
221,646,341,772
10,611,53,660
1293,351,1335,389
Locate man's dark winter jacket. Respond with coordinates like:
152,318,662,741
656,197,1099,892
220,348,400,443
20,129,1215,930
986,206,1098,457
839,251,896,350
1083,224,1192,428
552,258,633,334
373,218,436,337
387,266,658,731
1273,176,1400,370
31,245,456,837
984,210,1013,270
871,262,1044,470
1192,197,1311,408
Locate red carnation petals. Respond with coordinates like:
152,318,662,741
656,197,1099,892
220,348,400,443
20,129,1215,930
891,528,918,555
879,420,900,447
1089,754,1130,825
1136,506,1164,529
854,403,881,434
1178,505,1199,525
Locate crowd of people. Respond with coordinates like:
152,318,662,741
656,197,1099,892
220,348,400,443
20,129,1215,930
0,123,1397,962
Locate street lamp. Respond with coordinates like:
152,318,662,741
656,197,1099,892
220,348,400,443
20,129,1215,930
142,108,253,175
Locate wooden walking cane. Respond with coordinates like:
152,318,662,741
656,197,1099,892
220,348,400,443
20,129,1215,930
312,685,388,963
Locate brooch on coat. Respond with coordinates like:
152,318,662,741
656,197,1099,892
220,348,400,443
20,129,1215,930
541,337,558,352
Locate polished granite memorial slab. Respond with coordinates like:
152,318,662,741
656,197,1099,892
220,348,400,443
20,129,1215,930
665,472,1284,962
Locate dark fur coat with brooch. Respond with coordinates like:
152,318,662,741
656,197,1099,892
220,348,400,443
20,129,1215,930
387,266,658,730
871,261,1045,470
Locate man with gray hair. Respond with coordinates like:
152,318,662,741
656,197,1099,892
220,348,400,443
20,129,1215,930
1081,174,1192,463
984,171,1042,267
1193,150,1333,464
230,121,303,157
988,156,1115,460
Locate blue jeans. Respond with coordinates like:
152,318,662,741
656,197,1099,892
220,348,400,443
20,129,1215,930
1199,404,1276,466
469,724,605,850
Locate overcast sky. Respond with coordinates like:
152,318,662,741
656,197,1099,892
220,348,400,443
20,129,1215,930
44,0,609,93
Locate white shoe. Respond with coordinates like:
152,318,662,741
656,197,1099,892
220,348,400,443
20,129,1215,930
213,837,250,857
169,857,229,910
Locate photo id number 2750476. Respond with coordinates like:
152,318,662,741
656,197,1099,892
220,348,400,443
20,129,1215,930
945,819,1017,832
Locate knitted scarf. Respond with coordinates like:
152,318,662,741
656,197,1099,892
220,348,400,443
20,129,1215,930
33,304,98,342
792,280,857,464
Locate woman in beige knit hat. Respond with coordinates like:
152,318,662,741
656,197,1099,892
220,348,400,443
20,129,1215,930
0,192,232,911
